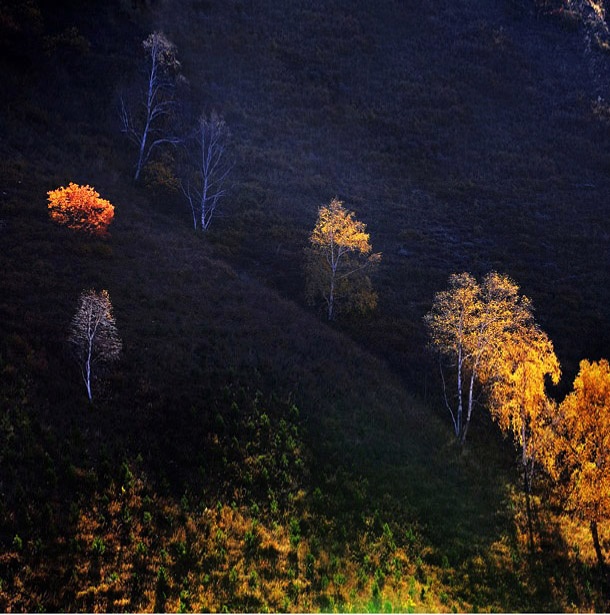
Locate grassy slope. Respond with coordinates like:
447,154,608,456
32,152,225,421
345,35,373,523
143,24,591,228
0,0,609,611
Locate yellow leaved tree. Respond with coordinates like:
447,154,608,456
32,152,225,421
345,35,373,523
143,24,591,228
487,322,560,548
551,359,610,570
305,198,381,320
487,324,560,492
424,271,536,444
48,182,115,236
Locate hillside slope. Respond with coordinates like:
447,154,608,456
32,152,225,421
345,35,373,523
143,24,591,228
0,0,609,611
154,0,610,388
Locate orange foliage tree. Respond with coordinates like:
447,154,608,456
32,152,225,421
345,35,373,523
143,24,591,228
47,182,114,235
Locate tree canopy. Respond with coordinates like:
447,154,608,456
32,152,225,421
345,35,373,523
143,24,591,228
47,182,115,236
488,323,560,487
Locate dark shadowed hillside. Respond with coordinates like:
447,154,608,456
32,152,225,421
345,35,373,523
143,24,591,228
1,0,609,611
149,0,610,390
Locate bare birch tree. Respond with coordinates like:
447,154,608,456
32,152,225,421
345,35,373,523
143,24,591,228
179,112,232,231
119,31,182,181
69,289,122,401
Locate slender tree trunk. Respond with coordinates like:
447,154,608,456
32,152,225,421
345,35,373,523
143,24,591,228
524,464,535,553
201,174,210,230
328,272,335,320
460,370,476,445
85,341,93,401
84,311,94,401
520,419,536,552
456,350,463,440
591,520,606,572
134,141,146,181
327,245,338,320
135,106,153,181
135,53,157,182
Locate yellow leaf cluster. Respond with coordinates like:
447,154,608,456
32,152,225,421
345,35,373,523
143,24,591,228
425,271,557,446
47,182,114,236
310,198,372,256
488,324,560,472
424,271,480,358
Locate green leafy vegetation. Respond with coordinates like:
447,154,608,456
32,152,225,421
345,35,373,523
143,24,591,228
1,0,610,611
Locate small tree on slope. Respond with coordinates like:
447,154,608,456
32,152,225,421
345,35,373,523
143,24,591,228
424,271,536,444
120,32,182,181
305,198,381,320
69,289,122,401
179,112,232,231
47,182,115,236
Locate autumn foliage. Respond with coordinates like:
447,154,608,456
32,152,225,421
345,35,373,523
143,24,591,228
306,198,381,320
487,320,560,490
424,272,541,444
47,182,115,235
550,359,610,568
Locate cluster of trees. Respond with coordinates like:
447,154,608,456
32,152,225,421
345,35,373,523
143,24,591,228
51,27,386,388
117,33,384,318
119,32,232,232
44,31,237,401
47,75,383,396
46,184,121,400
51,194,381,399
425,272,610,567
118,33,384,309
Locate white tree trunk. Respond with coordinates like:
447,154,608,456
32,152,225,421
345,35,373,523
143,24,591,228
70,290,122,402
180,113,231,233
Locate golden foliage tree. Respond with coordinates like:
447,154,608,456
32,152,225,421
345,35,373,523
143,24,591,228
488,325,560,490
305,198,381,320
551,359,610,569
425,272,536,444
47,182,115,236
424,272,480,442
487,323,560,548
69,289,122,401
